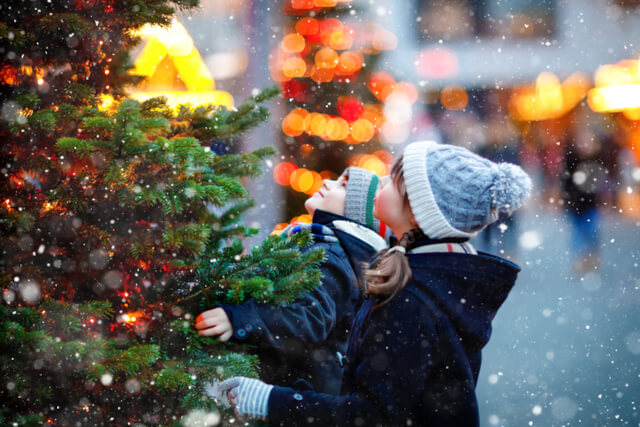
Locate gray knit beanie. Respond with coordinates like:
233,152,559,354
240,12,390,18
402,141,532,239
341,167,380,232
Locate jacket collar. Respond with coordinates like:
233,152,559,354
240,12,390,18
313,210,387,252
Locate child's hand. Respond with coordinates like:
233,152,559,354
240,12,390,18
218,377,273,421
194,308,233,342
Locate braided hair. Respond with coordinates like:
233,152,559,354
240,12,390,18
363,155,425,307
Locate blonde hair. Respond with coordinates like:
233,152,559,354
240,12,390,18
363,155,424,307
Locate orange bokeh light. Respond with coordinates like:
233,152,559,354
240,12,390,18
336,51,363,76
328,27,354,50
362,104,385,128
373,149,394,168
362,156,387,176
291,0,314,9
315,0,337,6
298,170,315,193
289,168,306,192
282,57,307,78
325,117,350,140
390,82,419,104
296,18,320,36
307,170,323,194
282,109,308,137
350,118,375,143
369,71,396,101
288,169,324,195
311,66,335,83
306,113,328,135
440,85,469,110
315,47,339,69
282,33,306,53
319,18,343,39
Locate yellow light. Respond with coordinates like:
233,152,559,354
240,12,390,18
297,214,312,223
171,50,215,91
307,171,323,195
594,61,639,88
297,170,314,193
588,59,640,113
282,33,306,53
325,117,349,140
306,113,327,136
289,168,306,192
135,19,194,57
623,108,640,120
511,72,590,121
128,91,233,109
350,118,375,142
133,38,168,78
98,94,115,111
315,48,339,69
282,57,307,78
130,18,232,109
361,155,387,176
315,0,337,6
588,84,640,112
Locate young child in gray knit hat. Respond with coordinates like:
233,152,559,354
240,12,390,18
197,166,388,398
216,142,532,426
398,140,531,239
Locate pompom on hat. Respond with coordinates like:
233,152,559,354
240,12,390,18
401,141,532,239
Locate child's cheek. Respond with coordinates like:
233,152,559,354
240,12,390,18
376,190,393,219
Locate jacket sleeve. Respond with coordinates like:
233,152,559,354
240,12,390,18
217,244,355,354
267,295,439,426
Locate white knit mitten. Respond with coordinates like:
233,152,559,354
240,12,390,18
218,377,273,420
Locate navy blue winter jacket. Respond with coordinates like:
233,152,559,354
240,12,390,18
218,210,386,394
268,239,520,426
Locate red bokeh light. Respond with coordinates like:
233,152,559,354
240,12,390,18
337,96,364,122
274,162,299,186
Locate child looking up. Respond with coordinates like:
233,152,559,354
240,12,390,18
219,141,532,426
195,167,387,394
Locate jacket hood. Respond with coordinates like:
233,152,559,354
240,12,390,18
313,210,387,284
408,246,520,351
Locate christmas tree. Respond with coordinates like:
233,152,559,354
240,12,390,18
0,1,323,425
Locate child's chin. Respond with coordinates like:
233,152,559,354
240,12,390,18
303,199,315,216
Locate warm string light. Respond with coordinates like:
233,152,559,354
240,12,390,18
274,5,416,193
273,151,390,197
281,106,383,143
273,162,338,196
510,72,590,121
270,18,394,84
348,150,393,177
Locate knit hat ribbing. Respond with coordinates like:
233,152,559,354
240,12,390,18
341,167,380,232
402,141,532,239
